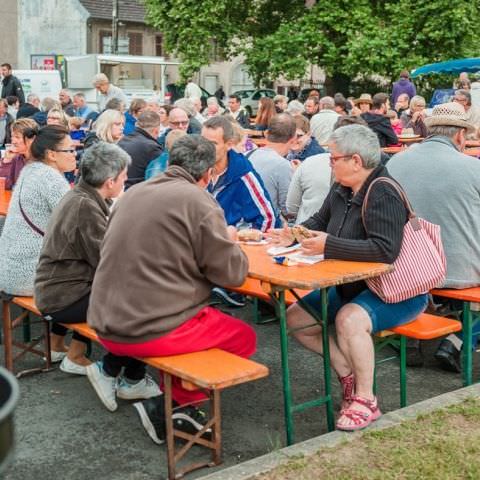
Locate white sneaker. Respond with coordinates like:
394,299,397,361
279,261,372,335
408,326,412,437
86,361,118,412
44,351,67,363
59,356,88,376
117,374,161,400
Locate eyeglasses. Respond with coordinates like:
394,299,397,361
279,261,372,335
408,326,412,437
330,154,353,163
170,121,189,127
453,97,467,103
296,133,306,139
54,148,76,154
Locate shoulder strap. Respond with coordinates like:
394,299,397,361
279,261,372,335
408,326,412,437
361,176,420,230
18,178,45,237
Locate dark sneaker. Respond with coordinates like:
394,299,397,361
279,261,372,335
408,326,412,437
211,287,246,308
435,338,461,373
133,396,166,445
173,405,212,439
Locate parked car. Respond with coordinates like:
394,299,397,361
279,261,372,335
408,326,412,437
165,83,224,109
231,88,276,116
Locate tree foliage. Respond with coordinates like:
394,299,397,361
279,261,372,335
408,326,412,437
143,0,480,90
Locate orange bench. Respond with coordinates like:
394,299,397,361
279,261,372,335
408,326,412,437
430,288,480,386
1,296,269,480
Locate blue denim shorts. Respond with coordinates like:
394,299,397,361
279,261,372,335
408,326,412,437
302,287,429,334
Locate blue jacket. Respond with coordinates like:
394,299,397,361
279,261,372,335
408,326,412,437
207,150,279,231
123,112,137,135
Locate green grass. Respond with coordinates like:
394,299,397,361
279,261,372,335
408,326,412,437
256,398,480,480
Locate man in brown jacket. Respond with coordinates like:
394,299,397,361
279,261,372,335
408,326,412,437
87,134,256,444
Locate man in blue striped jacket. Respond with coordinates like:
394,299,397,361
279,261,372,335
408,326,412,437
203,116,279,232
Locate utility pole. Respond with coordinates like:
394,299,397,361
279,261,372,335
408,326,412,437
112,0,119,54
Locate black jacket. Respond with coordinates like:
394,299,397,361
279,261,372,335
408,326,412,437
16,102,40,119
0,113,13,147
302,166,408,300
118,127,163,188
224,109,250,129
361,112,398,147
1,75,25,104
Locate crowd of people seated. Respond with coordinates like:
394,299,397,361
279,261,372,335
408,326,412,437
1,68,479,440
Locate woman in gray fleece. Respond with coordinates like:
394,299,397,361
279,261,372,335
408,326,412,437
0,125,74,354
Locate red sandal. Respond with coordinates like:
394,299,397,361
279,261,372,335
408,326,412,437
338,372,355,412
336,395,382,431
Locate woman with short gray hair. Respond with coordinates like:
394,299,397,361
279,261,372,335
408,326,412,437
34,141,158,395
269,124,428,431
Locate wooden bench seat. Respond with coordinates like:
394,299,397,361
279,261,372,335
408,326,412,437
1,295,269,479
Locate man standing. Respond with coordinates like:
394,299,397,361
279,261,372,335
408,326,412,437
310,96,340,145
391,70,416,105
248,113,296,218
87,135,256,443
0,99,13,149
224,94,250,129
388,102,480,370
92,73,128,112
118,110,163,188
1,63,25,104
361,93,398,147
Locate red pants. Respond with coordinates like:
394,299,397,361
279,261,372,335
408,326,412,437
99,306,256,405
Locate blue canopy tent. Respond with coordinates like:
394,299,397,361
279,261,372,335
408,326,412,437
411,58,480,78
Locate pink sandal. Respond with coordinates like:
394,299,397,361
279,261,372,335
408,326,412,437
338,372,355,412
336,395,382,431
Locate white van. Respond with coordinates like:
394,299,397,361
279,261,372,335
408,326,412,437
12,70,62,101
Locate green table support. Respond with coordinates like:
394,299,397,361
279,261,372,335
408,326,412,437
462,301,472,387
272,287,335,446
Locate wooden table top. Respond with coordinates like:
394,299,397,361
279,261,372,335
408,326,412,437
398,136,424,145
251,138,268,147
465,139,480,148
0,190,12,216
382,146,404,154
241,244,392,291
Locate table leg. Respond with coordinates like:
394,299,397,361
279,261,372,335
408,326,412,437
462,301,472,387
276,290,295,445
320,288,334,431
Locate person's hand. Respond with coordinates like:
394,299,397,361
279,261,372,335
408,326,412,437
227,225,238,242
265,224,293,246
300,232,328,255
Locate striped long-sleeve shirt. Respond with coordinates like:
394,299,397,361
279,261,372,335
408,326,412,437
302,166,408,300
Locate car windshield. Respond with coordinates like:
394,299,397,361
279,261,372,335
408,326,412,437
233,90,255,99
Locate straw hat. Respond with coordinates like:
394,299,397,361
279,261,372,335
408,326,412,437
353,93,373,106
424,102,475,132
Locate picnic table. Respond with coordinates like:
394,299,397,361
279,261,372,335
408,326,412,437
464,147,480,157
237,244,392,444
0,189,11,216
465,139,480,148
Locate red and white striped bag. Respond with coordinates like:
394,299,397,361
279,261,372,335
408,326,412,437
362,177,446,304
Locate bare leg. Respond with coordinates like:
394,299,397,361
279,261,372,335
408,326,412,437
67,339,92,366
50,333,68,353
335,304,376,428
287,303,351,377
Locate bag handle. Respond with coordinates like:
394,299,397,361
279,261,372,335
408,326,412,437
361,176,421,231
18,178,45,237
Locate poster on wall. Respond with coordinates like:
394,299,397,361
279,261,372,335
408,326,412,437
31,55,56,70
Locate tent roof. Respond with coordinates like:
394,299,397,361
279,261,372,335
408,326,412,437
411,58,480,78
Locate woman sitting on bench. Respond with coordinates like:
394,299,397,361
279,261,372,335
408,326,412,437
34,143,161,405
269,124,429,432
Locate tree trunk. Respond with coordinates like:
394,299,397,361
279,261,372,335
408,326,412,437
324,72,351,96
